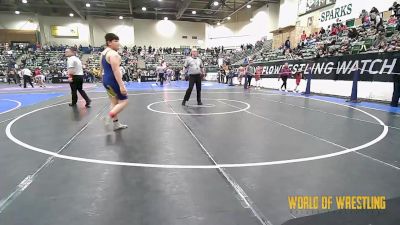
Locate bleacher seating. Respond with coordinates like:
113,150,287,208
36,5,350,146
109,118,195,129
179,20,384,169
234,9,400,64
2,7,400,83
21,50,68,70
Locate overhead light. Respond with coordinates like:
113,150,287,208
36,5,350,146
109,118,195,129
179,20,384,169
213,1,219,6
217,22,221,25
119,16,123,20
86,3,90,7
192,10,196,14
164,17,168,20
158,0,162,1
227,16,231,20
142,6,147,11
69,13,74,17
22,0,27,3
15,10,20,14
246,4,251,9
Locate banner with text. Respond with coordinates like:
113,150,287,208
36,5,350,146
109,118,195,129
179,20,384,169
50,25,79,38
253,52,400,82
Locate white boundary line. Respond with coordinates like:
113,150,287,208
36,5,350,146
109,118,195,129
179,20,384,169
5,91,389,169
0,99,22,115
0,104,108,214
252,95,400,131
166,101,272,225
218,100,397,170
258,89,400,115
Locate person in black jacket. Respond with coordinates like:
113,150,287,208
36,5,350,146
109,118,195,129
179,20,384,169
284,37,291,49
389,2,400,18
348,28,359,40
319,27,326,35
370,7,379,14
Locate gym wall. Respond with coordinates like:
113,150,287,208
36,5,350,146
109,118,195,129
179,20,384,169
0,13,206,48
205,4,280,48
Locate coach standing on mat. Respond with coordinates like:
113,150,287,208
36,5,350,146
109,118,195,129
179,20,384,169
65,47,91,107
182,48,205,106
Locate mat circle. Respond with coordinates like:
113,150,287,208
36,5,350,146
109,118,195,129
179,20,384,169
0,99,22,115
147,98,250,115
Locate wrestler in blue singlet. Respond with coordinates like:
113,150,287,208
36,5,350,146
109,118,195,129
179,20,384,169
102,49,128,100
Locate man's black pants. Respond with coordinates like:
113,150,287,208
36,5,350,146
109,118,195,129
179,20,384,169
184,74,201,103
281,76,288,89
247,75,253,87
391,75,400,107
70,75,90,105
158,73,164,86
23,75,34,88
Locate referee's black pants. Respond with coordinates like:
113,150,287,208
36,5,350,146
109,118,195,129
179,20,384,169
70,75,90,105
184,74,201,103
23,75,34,88
158,73,164,86
391,75,400,107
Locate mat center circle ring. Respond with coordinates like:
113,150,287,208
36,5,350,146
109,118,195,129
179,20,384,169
147,98,250,115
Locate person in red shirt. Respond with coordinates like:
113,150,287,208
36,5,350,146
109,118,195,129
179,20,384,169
388,15,398,26
338,23,348,35
300,31,307,42
34,67,46,87
279,62,291,92
34,67,41,76
330,25,338,36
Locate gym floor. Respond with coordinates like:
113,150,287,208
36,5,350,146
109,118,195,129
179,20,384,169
0,81,399,225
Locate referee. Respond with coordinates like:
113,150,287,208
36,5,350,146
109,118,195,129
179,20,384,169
65,47,91,107
182,48,205,106
391,73,400,107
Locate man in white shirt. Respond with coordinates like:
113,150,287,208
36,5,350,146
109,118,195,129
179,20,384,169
155,61,166,86
182,48,205,106
65,47,91,107
22,67,34,88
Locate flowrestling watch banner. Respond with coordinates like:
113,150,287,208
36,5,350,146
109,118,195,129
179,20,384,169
249,51,400,82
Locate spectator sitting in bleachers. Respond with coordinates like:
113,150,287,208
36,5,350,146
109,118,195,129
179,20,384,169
360,9,369,22
385,38,400,52
372,13,384,32
339,23,348,33
339,39,351,54
319,27,326,35
330,24,339,36
284,48,293,60
372,31,388,51
366,26,378,37
388,15,398,27
362,13,371,28
389,2,400,19
348,28,359,40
